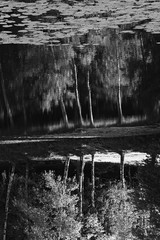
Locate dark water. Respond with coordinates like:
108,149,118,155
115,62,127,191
0,1,160,128
1,1,160,239
0,29,160,128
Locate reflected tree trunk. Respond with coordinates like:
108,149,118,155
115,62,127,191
20,53,27,129
128,165,132,186
1,171,6,199
3,163,15,240
91,154,95,208
25,161,29,234
25,161,29,200
22,86,27,129
116,37,123,124
0,62,14,128
87,70,94,127
60,95,69,128
63,156,70,185
151,153,157,167
140,33,147,78
73,62,84,127
120,151,125,188
79,155,85,217
76,161,80,182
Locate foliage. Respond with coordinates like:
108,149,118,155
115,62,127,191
41,45,75,111
134,156,160,239
82,212,105,239
13,171,82,240
99,182,139,240
2,164,160,240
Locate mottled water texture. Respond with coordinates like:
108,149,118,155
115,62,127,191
0,0,160,45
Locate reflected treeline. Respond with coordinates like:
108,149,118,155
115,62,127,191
1,148,160,239
0,29,160,129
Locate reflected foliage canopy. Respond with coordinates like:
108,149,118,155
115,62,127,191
1,30,160,128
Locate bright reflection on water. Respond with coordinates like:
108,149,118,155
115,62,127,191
70,151,149,165
31,151,149,165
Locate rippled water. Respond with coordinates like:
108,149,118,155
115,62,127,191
0,0,160,45
1,2,160,238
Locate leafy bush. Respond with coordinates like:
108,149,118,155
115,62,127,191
99,182,139,240
13,171,82,240
82,212,105,239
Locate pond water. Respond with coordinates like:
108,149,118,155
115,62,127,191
1,0,160,239
0,1,160,128
1,27,160,128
